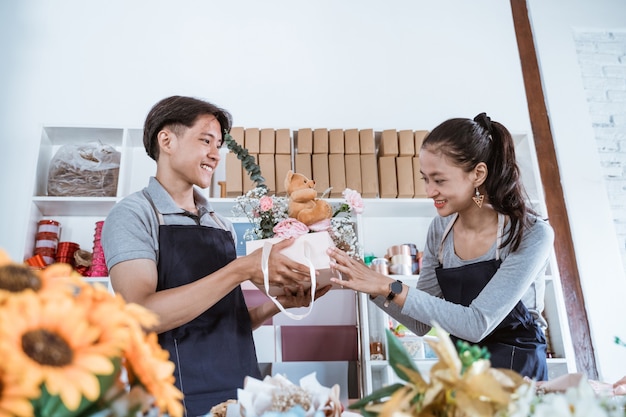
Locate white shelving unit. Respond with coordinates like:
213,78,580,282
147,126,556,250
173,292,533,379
23,126,577,399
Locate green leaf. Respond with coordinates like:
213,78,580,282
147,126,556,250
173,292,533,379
31,358,122,417
224,129,266,189
348,382,405,410
386,328,420,382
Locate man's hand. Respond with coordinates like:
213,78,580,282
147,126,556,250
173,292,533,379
276,284,332,309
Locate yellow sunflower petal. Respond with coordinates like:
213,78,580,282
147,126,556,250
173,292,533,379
74,353,115,376
0,368,40,417
46,367,100,411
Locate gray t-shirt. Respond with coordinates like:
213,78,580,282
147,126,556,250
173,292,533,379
374,213,553,343
102,177,236,270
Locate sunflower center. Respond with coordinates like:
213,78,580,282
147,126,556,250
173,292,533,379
0,264,42,292
22,329,73,366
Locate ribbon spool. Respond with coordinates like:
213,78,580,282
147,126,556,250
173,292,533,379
56,241,80,266
34,220,61,265
89,220,108,277
370,258,389,275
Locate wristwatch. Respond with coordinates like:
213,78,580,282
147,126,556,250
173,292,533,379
383,280,403,307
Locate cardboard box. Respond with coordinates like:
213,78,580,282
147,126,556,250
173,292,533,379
312,154,330,195
414,130,429,154
294,153,312,179
329,129,345,154
225,152,243,197
275,128,292,155
258,154,276,193
244,128,260,154
413,157,428,197
378,156,398,198
242,154,258,193
344,129,360,154
313,128,329,154
359,129,376,154
396,156,414,198
260,128,275,154
379,129,399,157
229,126,245,145
275,154,292,195
296,128,313,154
329,153,347,197
360,154,379,198
398,130,415,156
345,154,362,193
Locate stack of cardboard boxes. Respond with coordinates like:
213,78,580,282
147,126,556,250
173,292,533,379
224,127,430,199
378,129,429,198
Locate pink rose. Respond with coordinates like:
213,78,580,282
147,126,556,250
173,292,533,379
343,188,364,214
273,218,309,239
308,219,331,232
259,195,273,212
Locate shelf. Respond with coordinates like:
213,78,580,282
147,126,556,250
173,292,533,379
42,126,125,146
359,198,437,218
32,197,118,217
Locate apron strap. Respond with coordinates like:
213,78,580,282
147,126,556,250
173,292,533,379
209,211,229,232
143,189,165,226
438,212,506,264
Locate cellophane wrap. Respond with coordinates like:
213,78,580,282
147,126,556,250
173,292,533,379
238,373,342,417
47,141,121,197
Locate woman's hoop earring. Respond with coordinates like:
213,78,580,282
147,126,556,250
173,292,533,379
472,188,484,208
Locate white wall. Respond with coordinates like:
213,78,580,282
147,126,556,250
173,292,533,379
0,0,623,381
0,0,529,259
528,0,626,383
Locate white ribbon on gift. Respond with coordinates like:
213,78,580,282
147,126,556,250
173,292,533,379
261,239,316,320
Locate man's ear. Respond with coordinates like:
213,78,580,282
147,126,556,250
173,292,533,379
157,129,173,156
473,162,488,187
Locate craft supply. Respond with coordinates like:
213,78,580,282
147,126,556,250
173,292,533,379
88,221,108,277
33,219,61,265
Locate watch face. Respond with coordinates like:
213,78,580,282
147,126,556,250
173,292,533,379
391,280,403,295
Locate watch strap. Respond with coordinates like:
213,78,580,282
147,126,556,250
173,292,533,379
383,280,403,307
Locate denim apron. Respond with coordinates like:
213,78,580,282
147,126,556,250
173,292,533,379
146,193,261,416
435,213,548,380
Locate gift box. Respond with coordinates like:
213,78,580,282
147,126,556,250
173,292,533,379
245,231,345,297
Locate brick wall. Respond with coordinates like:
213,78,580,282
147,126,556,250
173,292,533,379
574,30,626,271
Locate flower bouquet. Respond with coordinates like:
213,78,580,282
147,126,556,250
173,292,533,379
237,373,343,417
232,186,363,259
349,325,626,417
0,250,183,417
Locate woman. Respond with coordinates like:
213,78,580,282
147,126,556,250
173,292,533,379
328,113,552,380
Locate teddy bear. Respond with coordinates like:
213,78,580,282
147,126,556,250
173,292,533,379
284,170,333,226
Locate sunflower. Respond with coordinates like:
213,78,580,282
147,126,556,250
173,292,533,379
0,251,83,303
123,330,184,417
0,366,40,417
0,291,117,412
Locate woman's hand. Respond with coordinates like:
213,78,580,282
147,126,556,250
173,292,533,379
327,247,391,297
276,284,332,309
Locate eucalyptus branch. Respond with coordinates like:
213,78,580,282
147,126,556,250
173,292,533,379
223,130,266,190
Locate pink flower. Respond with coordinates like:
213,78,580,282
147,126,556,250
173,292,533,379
259,195,273,212
343,188,364,214
308,219,331,232
273,218,309,239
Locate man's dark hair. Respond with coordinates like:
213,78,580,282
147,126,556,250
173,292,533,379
143,95,233,161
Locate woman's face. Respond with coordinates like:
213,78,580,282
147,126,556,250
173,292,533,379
419,148,477,216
